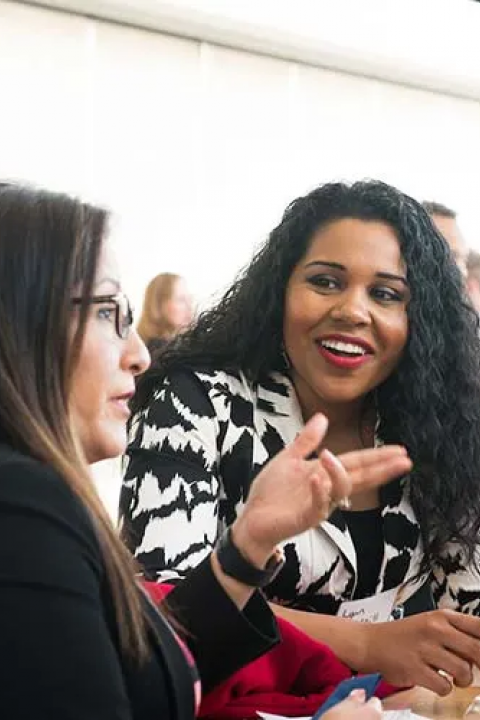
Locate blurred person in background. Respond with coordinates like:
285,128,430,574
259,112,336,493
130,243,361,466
466,250,480,313
0,182,392,720
121,180,480,697
137,272,194,355
423,201,468,277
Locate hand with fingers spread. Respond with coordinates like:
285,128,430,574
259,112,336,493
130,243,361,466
230,413,412,570
338,445,413,492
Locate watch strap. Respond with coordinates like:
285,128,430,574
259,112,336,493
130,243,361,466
215,526,285,588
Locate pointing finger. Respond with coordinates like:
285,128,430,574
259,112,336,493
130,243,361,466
287,414,329,460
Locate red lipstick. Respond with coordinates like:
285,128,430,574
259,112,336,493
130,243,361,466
316,334,374,370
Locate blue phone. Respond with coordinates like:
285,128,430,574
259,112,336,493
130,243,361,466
312,673,382,719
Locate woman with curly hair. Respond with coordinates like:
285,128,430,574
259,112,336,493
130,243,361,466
120,180,480,695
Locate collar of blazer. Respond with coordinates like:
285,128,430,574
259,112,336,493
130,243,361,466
254,372,423,595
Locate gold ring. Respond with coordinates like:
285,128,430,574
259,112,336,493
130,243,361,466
437,669,453,691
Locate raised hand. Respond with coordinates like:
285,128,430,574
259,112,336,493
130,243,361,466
232,414,411,567
339,445,412,492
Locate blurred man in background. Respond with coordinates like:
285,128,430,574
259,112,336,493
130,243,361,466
423,201,468,277
466,250,480,313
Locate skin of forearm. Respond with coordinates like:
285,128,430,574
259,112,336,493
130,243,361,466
271,602,369,670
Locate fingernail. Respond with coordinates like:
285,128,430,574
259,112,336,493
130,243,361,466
368,697,382,711
349,689,366,701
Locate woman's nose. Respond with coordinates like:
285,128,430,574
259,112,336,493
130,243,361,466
124,328,151,376
329,291,371,325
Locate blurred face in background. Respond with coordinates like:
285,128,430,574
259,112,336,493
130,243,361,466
431,214,468,278
467,278,480,313
164,277,194,331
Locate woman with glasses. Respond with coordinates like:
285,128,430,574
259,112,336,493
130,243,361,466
0,183,403,719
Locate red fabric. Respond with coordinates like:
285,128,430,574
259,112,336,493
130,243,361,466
143,581,399,719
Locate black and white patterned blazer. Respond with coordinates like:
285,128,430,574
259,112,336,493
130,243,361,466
120,368,480,616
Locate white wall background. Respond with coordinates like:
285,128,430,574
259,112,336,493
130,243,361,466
1,0,480,515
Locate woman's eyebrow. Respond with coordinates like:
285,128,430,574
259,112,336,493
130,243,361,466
304,261,408,287
376,272,409,287
304,261,346,271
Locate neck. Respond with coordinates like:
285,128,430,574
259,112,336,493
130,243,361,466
291,373,374,454
290,373,379,509
292,375,363,427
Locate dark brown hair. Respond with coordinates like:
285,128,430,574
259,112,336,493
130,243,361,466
0,183,147,658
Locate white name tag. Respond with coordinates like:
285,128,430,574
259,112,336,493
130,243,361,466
337,587,398,623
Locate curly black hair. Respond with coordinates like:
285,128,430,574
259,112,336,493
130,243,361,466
134,180,480,571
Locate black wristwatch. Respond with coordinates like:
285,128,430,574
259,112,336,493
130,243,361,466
215,527,285,588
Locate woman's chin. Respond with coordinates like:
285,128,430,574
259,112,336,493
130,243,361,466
84,429,127,465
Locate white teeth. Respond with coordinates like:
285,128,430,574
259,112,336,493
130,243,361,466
320,340,367,356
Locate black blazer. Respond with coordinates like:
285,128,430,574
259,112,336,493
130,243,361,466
0,442,278,719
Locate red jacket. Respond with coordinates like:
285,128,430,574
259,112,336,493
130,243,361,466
144,581,399,719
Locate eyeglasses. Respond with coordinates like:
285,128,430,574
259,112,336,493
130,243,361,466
71,292,134,339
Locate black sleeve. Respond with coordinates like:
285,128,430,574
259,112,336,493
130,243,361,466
167,556,280,693
0,457,135,720
0,451,277,719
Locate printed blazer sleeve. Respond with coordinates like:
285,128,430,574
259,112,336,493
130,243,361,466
120,370,222,583
431,544,480,615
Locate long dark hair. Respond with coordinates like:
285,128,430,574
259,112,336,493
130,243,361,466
133,180,480,572
0,184,147,657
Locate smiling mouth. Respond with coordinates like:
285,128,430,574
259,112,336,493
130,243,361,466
318,339,370,358
315,338,373,369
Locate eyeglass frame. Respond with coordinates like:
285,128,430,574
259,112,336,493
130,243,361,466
71,292,134,340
